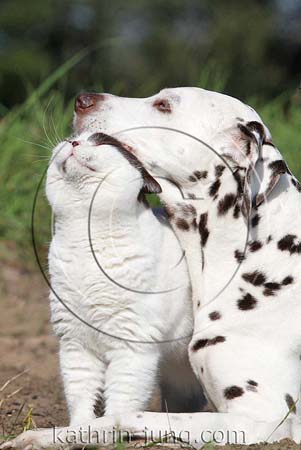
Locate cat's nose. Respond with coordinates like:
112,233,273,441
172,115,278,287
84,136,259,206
75,93,105,113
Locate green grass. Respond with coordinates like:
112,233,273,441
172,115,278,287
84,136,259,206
0,92,72,263
0,434,16,442
0,60,300,265
257,96,301,178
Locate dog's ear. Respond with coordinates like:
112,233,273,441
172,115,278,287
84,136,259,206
236,121,265,218
251,144,288,208
222,121,287,218
141,168,162,194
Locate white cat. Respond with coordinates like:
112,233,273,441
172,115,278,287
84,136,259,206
46,131,203,426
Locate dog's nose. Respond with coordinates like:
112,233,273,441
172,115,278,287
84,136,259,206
71,141,80,147
75,93,104,113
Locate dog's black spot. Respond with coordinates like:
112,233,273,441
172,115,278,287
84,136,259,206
192,336,226,352
285,394,297,414
263,288,275,297
176,218,190,231
233,170,244,195
235,250,246,263
251,214,261,228
264,282,281,291
192,217,198,230
282,276,294,285
245,141,251,156
197,301,200,307
181,204,197,217
218,194,236,216
209,311,221,321
208,336,226,346
263,281,281,297
291,178,301,192
267,235,273,243
278,234,301,255
224,386,244,400
242,271,266,286
249,241,262,252
201,367,204,373
237,293,257,310
194,170,208,180
215,165,226,178
269,160,289,175
164,206,175,220
199,213,210,247
233,203,241,219
192,339,208,351
209,179,221,198
246,380,258,392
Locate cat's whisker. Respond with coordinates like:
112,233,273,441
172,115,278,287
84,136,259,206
16,138,52,151
50,110,63,145
43,97,56,148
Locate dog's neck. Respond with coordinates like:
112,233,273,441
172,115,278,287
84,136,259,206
195,165,250,304
161,157,298,308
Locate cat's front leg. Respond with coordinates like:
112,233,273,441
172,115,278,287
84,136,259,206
59,339,106,425
104,348,159,415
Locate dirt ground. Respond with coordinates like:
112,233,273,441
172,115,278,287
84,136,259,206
0,251,300,450
0,256,68,440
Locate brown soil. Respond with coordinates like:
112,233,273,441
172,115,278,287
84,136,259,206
0,251,299,450
0,256,68,440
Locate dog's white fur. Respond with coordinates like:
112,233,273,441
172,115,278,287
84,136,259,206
3,87,301,449
44,133,204,425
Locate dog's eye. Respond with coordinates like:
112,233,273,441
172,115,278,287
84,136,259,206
153,99,172,113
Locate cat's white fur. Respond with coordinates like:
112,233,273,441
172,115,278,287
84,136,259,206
45,133,201,426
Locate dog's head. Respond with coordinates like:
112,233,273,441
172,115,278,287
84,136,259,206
46,131,161,216
73,87,288,215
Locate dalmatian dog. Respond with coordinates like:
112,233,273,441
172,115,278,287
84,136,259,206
43,131,204,424
2,87,301,448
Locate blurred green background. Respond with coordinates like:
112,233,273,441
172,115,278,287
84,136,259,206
0,0,300,262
